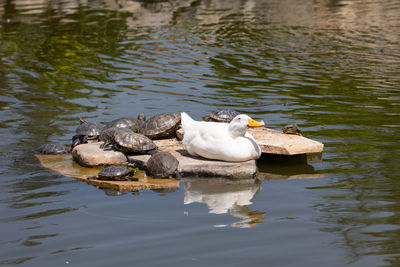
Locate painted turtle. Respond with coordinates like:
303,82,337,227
72,118,102,148
140,112,181,139
88,165,137,181
100,127,156,154
102,113,146,133
282,124,303,136
146,151,179,178
202,110,240,123
33,143,70,154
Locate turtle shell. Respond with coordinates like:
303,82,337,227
97,166,134,181
282,124,303,136
99,126,119,144
205,110,240,122
103,114,146,133
75,119,102,139
33,143,70,154
140,113,181,139
146,151,179,178
101,127,156,153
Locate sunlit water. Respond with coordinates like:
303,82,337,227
1,0,400,266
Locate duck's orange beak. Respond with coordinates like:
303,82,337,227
248,118,265,128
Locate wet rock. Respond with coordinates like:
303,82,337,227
35,154,179,192
128,138,258,179
72,142,127,167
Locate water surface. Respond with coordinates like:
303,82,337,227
1,0,400,266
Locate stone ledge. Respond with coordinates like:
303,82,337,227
128,138,257,179
248,128,324,155
35,154,179,191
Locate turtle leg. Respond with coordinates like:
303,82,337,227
81,135,88,144
120,172,138,182
71,135,81,149
100,141,111,149
128,176,139,182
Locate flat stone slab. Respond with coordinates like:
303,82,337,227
35,154,179,191
72,142,128,167
128,138,258,179
248,128,324,155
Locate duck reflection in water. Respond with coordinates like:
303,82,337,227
183,178,265,228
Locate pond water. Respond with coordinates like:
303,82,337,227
1,0,400,265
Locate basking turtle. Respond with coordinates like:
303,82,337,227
140,112,181,139
146,151,179,178
100,127,156,154
88,165,137,181
33,143,70,154
102,113,146,133
202,109,240,123
282,124,303,136
72,119,102,148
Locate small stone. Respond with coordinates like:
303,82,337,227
72,142,127,167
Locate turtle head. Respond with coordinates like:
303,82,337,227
137,112,146,122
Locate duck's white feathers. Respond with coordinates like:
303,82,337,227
181,112,261,162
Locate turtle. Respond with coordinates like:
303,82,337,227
102,113,146,133
100,127,157,154
202,109,240,123
72,118,103,148
140,112,181,139
146,151,179,178
282,124,303,136
87,165,137,181
33,143,70,154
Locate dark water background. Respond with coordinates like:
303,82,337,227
1,0,400,266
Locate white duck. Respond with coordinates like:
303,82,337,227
181,112,264,162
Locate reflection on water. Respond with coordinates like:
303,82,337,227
183,178,264,228
1,0,400,265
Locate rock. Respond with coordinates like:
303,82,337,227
72,142,127,167
35,154,179,191
178,154,257,179
248,128,324,155
128,138,258,179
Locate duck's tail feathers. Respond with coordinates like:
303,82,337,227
181,112,194,133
